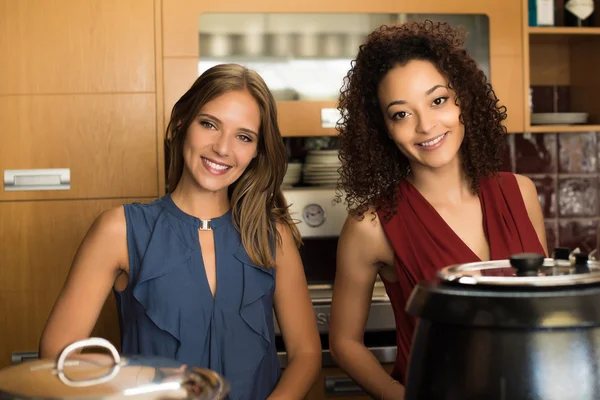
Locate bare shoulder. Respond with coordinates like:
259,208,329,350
514,173,537,196
339,207,395,268
79,205,129,271
275,219,297,250
513,173,548,255
87,205,128,249
275,219,293,239
93,205,127,234
342,207,382,236
273,219,303,270
513,173,541,208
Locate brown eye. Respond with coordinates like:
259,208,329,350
200,121,216,129
433,97,448,106
392,111,407,120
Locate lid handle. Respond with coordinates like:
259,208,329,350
575,253,591,274
56,337,121,387
575,252,589,265
510,253,544,277
552,247,571,260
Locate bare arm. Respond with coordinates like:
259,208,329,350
269,223,321,400
515,174,549,257
329,211,404,399
38,206,128,358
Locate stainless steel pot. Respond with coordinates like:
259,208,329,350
405,251,600,400
0,338,230,399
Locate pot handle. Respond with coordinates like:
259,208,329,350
510,253,544,276
56,337,122,387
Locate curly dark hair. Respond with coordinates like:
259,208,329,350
335,20,507,221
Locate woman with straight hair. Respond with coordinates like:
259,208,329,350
39,63,321,400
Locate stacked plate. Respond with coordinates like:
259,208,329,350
531,112,588,125
283,162,302,188
303,150,341,186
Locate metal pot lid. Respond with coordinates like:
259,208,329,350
437,251,600,287
0,338,230,400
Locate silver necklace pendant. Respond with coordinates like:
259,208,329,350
199,219,212,231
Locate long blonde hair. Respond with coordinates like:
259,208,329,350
165,64,300,268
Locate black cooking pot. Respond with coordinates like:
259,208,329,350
404,251,600,400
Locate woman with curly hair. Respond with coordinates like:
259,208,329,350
329,21,547,399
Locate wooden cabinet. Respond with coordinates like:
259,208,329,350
0,0,160,368
161,0,525,134
522,0,600,133
0,198,152,367
524,27,600,132
0,94,158,201
0,0,155,94
0,0,161,200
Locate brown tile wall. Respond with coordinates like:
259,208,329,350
502,132,599,253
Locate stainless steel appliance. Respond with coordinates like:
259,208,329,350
277,187,397,397
405,252,600,400
0,337,229,399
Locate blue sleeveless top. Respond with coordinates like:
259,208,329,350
114,194,281,400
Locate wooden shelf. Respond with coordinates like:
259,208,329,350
526,124,600,133
529,27,600,35
526,23,600,128
278,100,338,137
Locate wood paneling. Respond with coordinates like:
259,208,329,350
161,0,524,133
0,0,155,94
0,198,153,368
493,54,525,133
0,0,161,370
277,101,338,137
163,57,198,126
526,28,600,128
163,0,521,58
570,38,600,125
529,42,571,86
0,290,120,368
527,124,600,133
154,0,166,195
0,94,158,200
521,0,531,128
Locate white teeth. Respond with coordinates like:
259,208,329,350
419,133,446,147
204,158,229,170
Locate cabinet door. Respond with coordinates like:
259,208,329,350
161,0,524,134
305,365,394,400
0,198,152,368
0,0,155,94
0,94,159,201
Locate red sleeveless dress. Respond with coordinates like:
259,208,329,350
377,172,546,383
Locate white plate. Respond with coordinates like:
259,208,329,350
304,162,342,171
305,158,340,165
307,150,339,155
304,171,339,177
305,182,337,187
305,178,339,184
531,112,589,125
